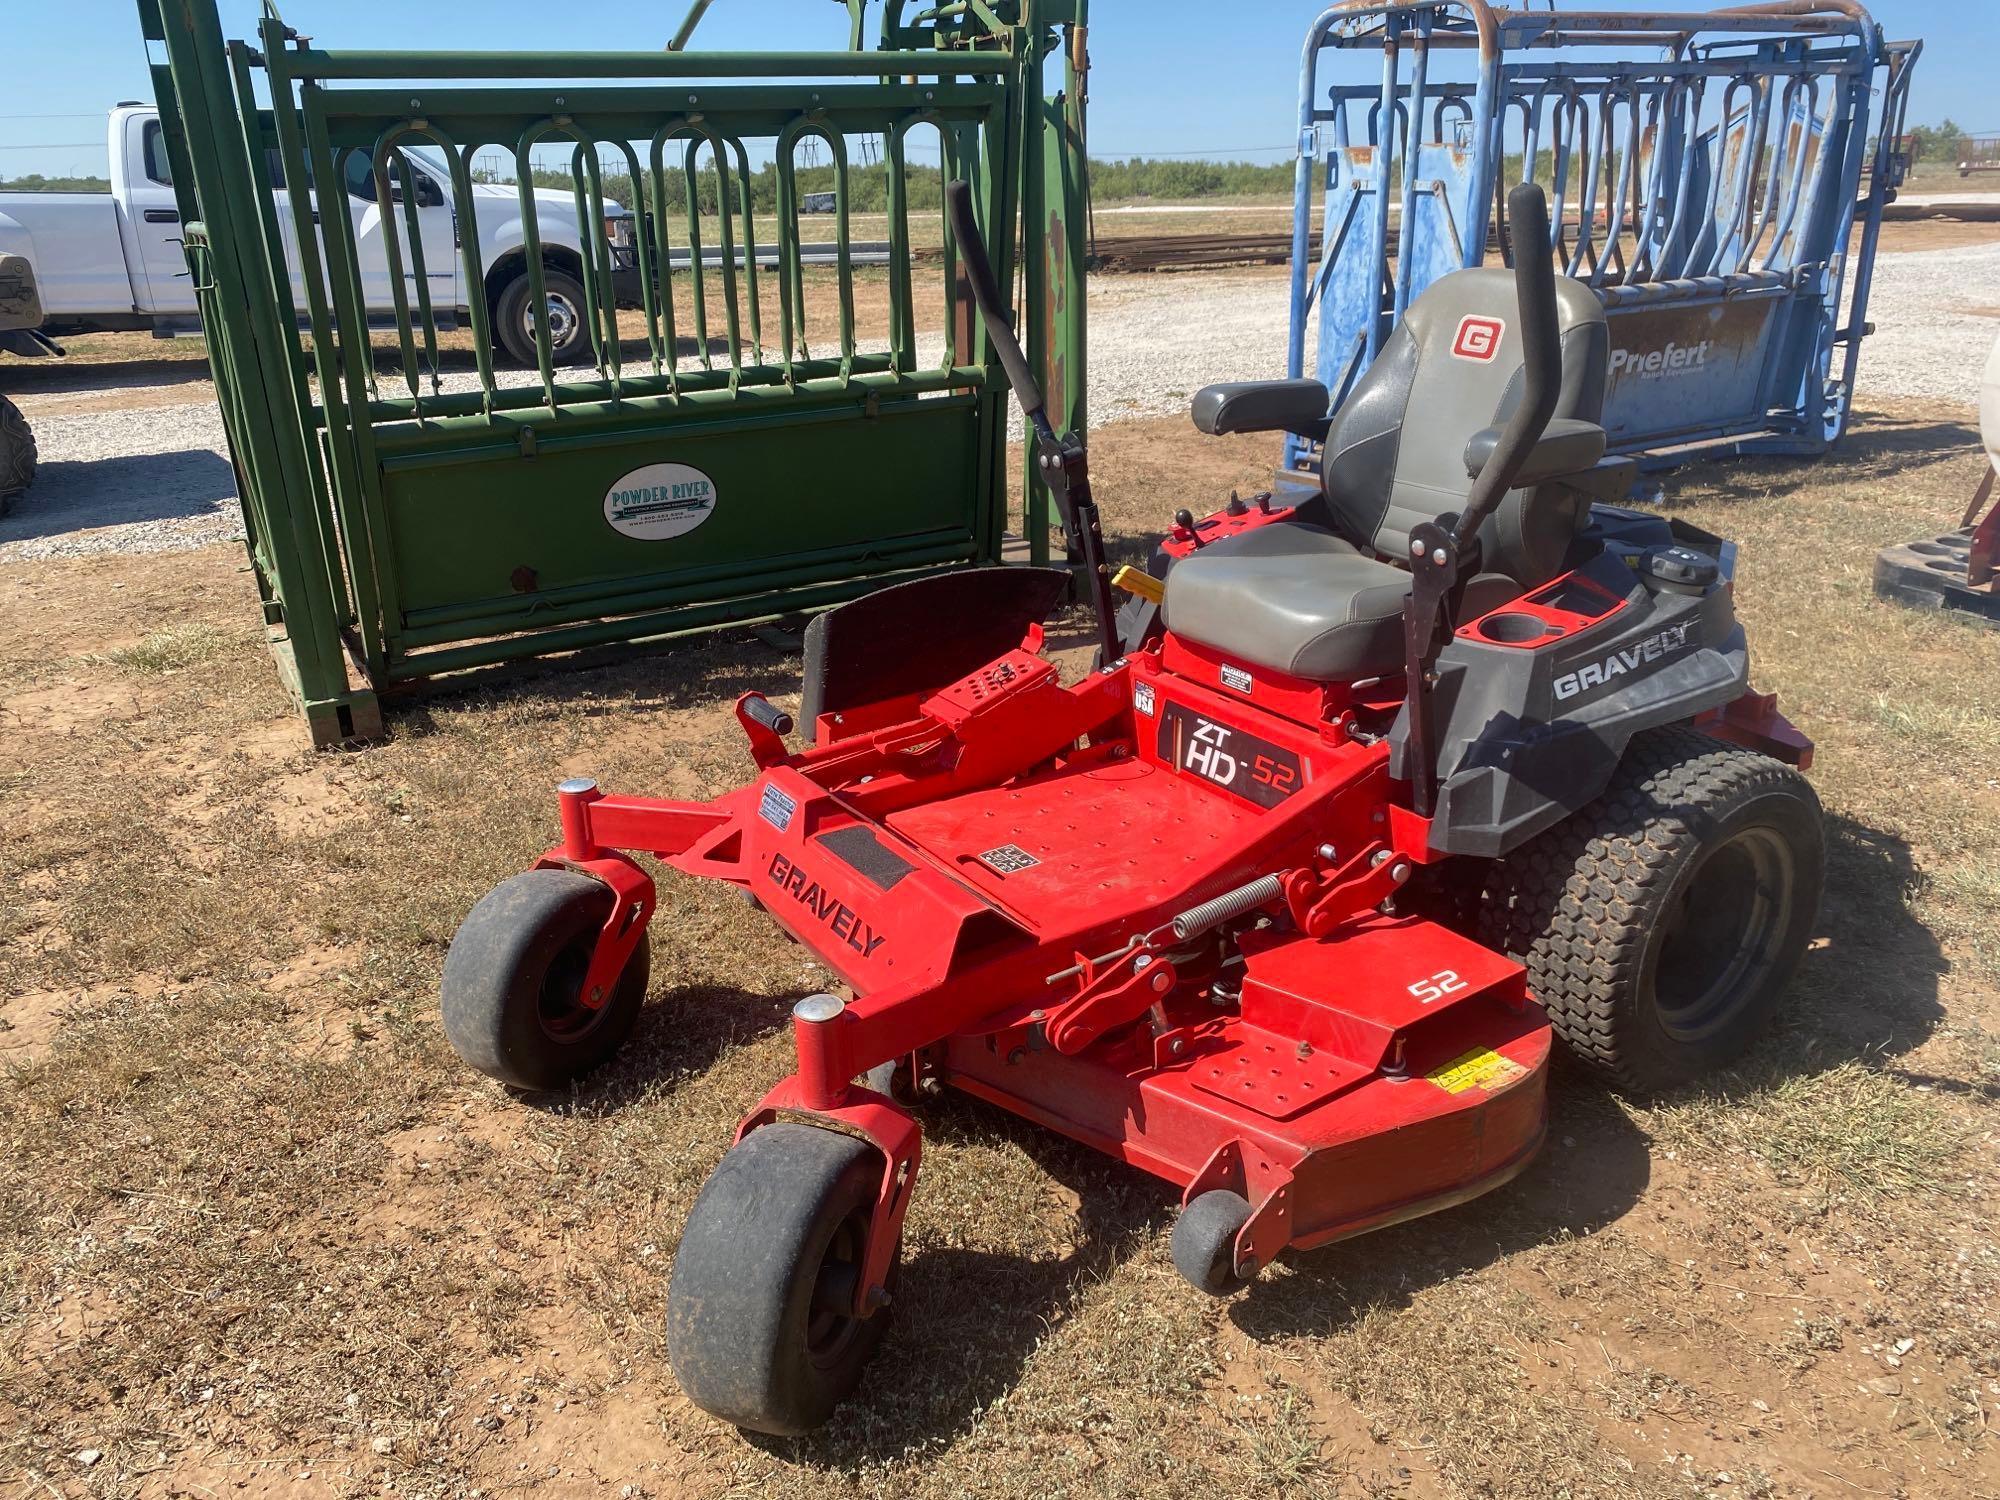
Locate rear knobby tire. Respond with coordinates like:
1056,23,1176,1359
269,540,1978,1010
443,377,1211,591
667,1124,897,1436
1479,725,1824,1095
440,869,648,1090
0,395,36,510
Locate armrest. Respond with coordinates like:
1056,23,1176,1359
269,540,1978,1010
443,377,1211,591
1463,416,1607,485
1191,379,1331,439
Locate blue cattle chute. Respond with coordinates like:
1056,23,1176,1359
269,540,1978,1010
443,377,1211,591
1283,1,1920,474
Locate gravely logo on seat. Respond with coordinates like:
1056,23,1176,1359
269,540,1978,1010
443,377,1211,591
766,852,889,959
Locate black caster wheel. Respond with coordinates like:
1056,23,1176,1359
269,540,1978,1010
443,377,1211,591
667,1123,899,1435
1172,1189,1254,1297
440,869,649,1090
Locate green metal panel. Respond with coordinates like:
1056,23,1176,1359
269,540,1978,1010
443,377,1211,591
378,401,984,625
139,0,1089,745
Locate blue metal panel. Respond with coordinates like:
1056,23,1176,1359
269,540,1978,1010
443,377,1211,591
1282,2,1920,474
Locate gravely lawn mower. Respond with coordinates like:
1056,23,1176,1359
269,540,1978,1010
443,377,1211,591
441,184,1825,1435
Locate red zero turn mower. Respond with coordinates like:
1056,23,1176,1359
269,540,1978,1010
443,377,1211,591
441,184,1825,1435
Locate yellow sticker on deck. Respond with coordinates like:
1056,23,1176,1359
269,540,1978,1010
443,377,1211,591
1426,1046,1528,1095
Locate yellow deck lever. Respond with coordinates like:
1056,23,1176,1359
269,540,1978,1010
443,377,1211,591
1112,565,1164,606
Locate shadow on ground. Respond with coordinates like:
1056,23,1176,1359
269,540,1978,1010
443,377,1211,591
1230,810,1946,1344
1658,406,1980,502
520,980,805,1120
1,356,214,396
382,645,806,744
0,450,238,541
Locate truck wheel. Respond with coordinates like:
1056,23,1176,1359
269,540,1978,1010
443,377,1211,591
667,1123,897,1435
440,869,648,1090
1171,1189,1254,1297
0,395,36,511
1479,725,1824,1094
494,267,594,369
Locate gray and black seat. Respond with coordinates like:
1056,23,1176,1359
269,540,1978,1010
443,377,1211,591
1164,267,1613,682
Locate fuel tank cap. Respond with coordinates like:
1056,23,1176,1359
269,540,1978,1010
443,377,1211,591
1640,544,1719,595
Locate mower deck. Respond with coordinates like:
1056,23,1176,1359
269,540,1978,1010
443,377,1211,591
938,910,1550,1257
537,624,1554,1278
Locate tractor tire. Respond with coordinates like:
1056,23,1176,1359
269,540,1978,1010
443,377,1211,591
1171,1189,1254,1297
1479,725,1824,1095
494,266,593,369
0,395,36,512
667,1123,897,1436
440,869,648,1090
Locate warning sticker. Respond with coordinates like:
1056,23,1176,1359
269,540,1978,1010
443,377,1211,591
1426,1047,1528,1095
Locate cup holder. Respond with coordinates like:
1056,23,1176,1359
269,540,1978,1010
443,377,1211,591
1477,611,1556,644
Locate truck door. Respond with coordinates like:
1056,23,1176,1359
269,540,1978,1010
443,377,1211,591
338,150,459,320
125,115,197,316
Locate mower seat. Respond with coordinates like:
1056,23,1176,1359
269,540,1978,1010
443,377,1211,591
1165,266,1609,682
1164,522,1423,680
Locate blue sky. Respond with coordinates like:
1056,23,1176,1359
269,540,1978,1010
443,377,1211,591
4,0,1994,180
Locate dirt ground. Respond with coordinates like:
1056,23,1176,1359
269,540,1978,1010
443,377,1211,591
1,384,1998,1497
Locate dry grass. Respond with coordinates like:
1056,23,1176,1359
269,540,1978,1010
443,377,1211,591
2,398,1999,1497
89,622,234,675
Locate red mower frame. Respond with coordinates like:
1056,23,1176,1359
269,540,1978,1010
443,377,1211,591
538,622,1563,1315
448,180,1824,1436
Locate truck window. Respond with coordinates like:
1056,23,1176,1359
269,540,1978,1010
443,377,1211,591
341,151,374,202
142,120,174,187
343,150,445,208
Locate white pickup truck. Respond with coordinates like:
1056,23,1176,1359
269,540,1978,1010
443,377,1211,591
0,103,638,370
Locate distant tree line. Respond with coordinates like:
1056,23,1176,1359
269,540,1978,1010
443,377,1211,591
0,172,114,193
5,116,1979,207
472,155,1301,214
477,160,947,216
1904,118,1979,161
1090,157,1295,199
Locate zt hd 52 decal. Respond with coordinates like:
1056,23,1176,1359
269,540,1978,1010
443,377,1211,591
1158,703,1302,808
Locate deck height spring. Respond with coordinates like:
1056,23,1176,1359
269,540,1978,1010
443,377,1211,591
1170,874,1284,942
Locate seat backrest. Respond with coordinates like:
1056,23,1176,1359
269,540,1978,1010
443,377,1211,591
1320,267,1608,587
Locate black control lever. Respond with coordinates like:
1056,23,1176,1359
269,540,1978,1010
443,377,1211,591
944,180,1121,665
1403,182,1563,818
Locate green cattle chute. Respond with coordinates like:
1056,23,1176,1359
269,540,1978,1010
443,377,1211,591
139,0,1089,744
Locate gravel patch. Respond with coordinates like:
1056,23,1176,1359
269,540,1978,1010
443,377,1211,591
1840,240,2000,404
2,403,239,562
5,239,1997,563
